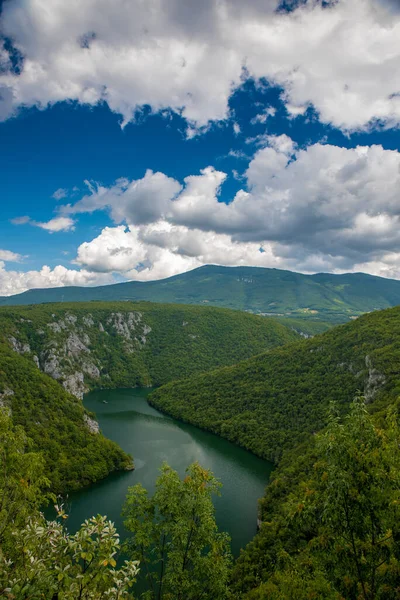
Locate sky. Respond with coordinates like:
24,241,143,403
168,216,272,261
1,0,400,296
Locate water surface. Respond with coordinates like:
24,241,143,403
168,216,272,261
66,388,273,556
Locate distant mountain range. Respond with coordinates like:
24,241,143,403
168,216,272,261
2,265,400,323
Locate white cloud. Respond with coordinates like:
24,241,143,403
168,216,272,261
233,122,241,135
228,150,249,160
0,249,23,262
0,262,114,296
34,217,76,232
52,188,68,200
10,215,75,232
64,171,181,225
250,106,276,124
0,0,400,131
74,223,281,281
10,216,30,225
62,135,400,280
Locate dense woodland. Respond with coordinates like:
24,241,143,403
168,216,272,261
231,396,400,599
0,302,296,492
150,305,400,463
0,302,298,388
2,299,400,597
2,395,400,598
0,409,231,599
0,340,132,492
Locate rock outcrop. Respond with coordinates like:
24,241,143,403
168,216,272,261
8,336,30,354
0,388,14,415
83,414,100,434
7,309,153,399
364,355,386,402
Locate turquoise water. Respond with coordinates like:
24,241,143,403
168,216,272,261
65,388,273,557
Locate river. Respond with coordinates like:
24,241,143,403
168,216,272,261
65,387,273,557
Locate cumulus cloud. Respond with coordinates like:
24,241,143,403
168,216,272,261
64,171,181,225
34,217,76,232
0,0,400,131
74,223,281,281
60,135,400,280
0,262,114,296
0,249,23,262
250,106,276,124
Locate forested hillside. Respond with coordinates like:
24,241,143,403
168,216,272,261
0,301,296,492
148,306,400,596
150,305,400,463
0,341,132,493
2,265,400,324
230,395,400,599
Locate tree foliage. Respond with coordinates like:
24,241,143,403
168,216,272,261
0,409,139,599
232,397,400,599
0,301,296,493
123,462,232,600
150,304,400,464
0,409,232,599
2,512,139,599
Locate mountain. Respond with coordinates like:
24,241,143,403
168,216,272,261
149,303,400,464
0,301,297,492
2,265,400,324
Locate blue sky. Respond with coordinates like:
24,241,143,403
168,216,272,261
0,0,400,295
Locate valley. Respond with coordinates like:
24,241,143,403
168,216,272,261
149,304,397,463
0,301,294,491
68,387,273,558
2,296,400,598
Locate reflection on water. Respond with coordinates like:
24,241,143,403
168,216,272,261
66,388,273,557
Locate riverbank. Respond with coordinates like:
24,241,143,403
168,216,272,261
66,387,273,557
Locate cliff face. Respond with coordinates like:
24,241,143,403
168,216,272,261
8,310,151,399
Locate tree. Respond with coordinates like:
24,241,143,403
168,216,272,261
0,408,139,599
0,410,231,599
283,396,400,600
1,508,139,599
0,408,50,547
123,462,232,600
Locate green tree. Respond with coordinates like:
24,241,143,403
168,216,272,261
123,462,232,600
285,396,400,600
0,408,50,546
0,408,139,599
1,508,139,599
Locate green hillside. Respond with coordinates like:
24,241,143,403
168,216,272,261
0,301,296,492
0,342,132,493
148,305,400,596
2,265,400,324
149,304,400,464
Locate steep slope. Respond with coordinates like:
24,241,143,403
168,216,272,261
0,341,132,493
149,305,399,463
0,301,297,491
2,265,400,323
